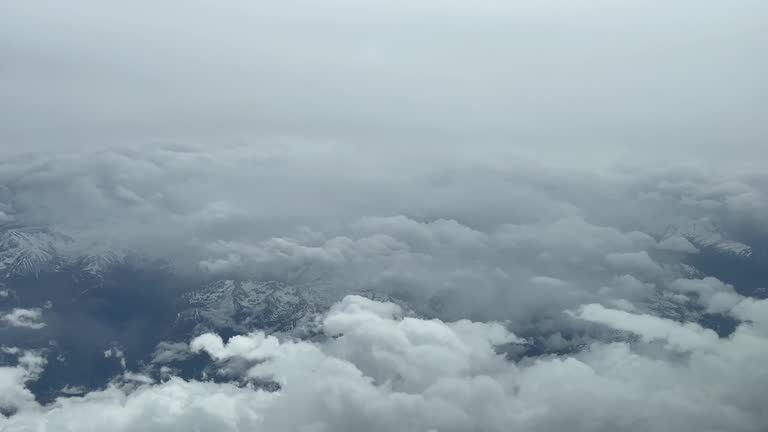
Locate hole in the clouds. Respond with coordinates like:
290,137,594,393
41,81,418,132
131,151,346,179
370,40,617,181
689,242,768,300
0,405,18,418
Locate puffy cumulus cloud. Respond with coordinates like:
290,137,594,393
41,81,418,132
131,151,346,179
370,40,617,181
1,308,46,330
570,303,719,351
319,295,522,389
669,277,743,314
3,295,768,431
732,298,768,333
1,378,272,430
0,348,46,415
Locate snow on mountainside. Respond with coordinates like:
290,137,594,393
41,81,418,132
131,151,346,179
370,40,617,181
176,280,319,335
0,224,127,281
71,248,128,284
663,218,752,258
0,225,70,278
174,278,419,338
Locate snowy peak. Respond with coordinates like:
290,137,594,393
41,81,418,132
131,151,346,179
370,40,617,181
0,226,71,278
0,224,128,281
664,218,752,258
176,279,317,334
72,248,128,283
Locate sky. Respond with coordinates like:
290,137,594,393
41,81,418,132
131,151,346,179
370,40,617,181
1,1,768,431
1,0,766,165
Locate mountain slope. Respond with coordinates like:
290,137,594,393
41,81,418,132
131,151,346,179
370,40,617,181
663,218,752,258
0,225,70,279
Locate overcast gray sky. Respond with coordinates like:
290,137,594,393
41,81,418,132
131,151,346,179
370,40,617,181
2,0,766,167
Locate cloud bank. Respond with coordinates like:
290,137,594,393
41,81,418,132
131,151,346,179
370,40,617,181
2,294,767,431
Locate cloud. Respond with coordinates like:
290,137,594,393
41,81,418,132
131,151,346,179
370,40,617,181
3,295,768,431
655,236,699,254
669,277,743,314
604,251,663,277
2,142,761,332
1,308,46,330
0,2,766,428
1,0,766,167
529,275,569,288
2,377,271,430
570,303,719,351
190,209,690,326
104,346,127,370
0,138,765,432
598,274,655,300
150,342,193,365
732,298,768,333
0,348,45,415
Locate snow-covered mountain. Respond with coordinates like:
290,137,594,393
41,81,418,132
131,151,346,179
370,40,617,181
0,225,70,279
173,277,420,339
663,218,752,258
70,249,129,285
0,224,127,282
175,279,320,335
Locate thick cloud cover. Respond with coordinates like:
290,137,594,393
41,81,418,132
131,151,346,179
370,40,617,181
2,0,766,161
2,294,768,431
2,143,765,329
1,0,767,430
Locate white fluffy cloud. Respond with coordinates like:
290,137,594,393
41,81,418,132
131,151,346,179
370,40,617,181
570,303,719,351
0,348,46,415
669,277,744,314
3,295,768,431
1,309,46,330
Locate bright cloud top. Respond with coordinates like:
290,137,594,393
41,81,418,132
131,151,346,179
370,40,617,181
1,294,767,431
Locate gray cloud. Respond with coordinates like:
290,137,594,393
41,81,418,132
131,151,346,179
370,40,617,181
655,236,700,254
1,0,766,165
0,144,764,328
0,1,766,429
669,277,743,314
3,294,768,431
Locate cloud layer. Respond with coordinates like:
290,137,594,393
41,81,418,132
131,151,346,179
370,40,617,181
2,294,767,431
1,1,766,430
